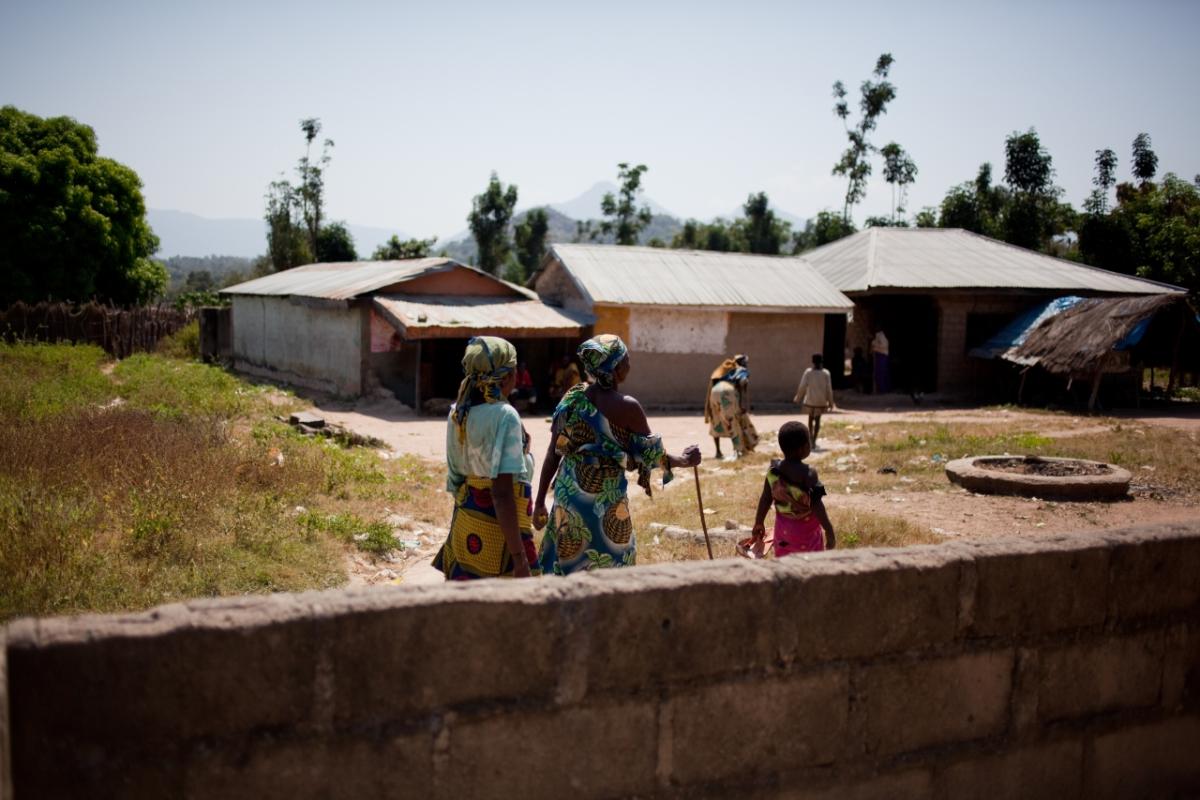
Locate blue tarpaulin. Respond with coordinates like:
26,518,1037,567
969,296,1084,361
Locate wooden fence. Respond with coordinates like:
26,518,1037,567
0,301,194,358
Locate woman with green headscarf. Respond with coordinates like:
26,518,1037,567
533,334,701,574
432,336,539,580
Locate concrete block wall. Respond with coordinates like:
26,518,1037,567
4,521,1200,799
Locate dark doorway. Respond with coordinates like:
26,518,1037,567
861,295,939,394
823,313,848,387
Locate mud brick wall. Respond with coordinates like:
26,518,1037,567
4,521,1199,799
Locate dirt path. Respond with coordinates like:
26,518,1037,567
834,487,1197,540
303,393,1198,581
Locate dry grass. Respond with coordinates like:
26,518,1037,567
633,411,1198,566
0,343,444,621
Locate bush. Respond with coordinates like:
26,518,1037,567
156,320,201,360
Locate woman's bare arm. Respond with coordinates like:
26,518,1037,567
492,473,531,576
532,421,561,529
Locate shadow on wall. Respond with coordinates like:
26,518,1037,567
4,522,1200,798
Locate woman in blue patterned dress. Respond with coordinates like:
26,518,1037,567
533,334,701,574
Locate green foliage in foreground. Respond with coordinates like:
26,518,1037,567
0,342,113,420
0,342,429,621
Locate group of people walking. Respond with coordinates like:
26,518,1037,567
432,335,835,582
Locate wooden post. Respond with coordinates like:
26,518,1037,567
414,340,423,412
1088,369,1103,411
1167,309,1186,396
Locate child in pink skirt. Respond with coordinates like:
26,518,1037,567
749,421,835,557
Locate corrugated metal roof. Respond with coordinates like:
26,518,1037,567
373,295,594,339
222,258,459,300
803,228,1183,294
546,244,853,311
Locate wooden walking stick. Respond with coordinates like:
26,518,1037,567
693,466,714,560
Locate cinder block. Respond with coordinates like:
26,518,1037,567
668,667,850,786
1037,632,1163,722
861,649,1013,756
1161,624,1200,711
322,582,566,725
1086,716,1200,800
440,700,657,800
934,739,1083,799
7,607,320,749
771,547,964,664
1108,527,1200,620
578,560,778,695
778,769,932,800
965,538,1109,638
184,730,433,800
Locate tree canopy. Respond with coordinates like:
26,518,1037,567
264,117,349,270
831,54,909,224
468,172,519,275
0,106,166,305
599,163,652,245
510,207,550,282
372,235,438,260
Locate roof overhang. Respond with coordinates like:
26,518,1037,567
592,301,852,314
373,294,594,340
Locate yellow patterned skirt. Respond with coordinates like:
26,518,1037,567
433,476,539,580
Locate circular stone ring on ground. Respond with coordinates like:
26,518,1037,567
945,455,1132,500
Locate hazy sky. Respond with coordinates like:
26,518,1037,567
3,0,1198,240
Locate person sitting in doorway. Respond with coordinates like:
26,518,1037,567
512,361,537,405
871,329,891,394
548,354,582,407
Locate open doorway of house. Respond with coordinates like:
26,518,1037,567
862,295,939,394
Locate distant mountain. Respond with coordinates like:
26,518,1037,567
550,182,675,221
147,209,405,259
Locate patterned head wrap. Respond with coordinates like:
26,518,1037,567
577,334,628,389
452,336,518,438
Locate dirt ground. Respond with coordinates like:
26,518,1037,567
306,392,1199,582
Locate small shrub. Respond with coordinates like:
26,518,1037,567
156,320,200,360
298,510,398,556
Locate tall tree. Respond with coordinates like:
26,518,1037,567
1114,173,1200,293
264,179,310,270
1083,148,1118,216
372,235,438,260
512,208,550,281
880,143,918,222
468,172,519,274
1131,133,1158,186
831,53,901,223
315,221,357,262
264,117,340,269
0,106,166,305
599,163,652,245
1002,128,1060,250
297,118,333,258
737,192,790,254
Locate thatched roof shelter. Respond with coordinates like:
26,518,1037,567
1011,294,1196,376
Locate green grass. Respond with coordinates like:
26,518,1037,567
0,341,441,621
113,353,254,419
0,342,114,420
298,510,399,556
